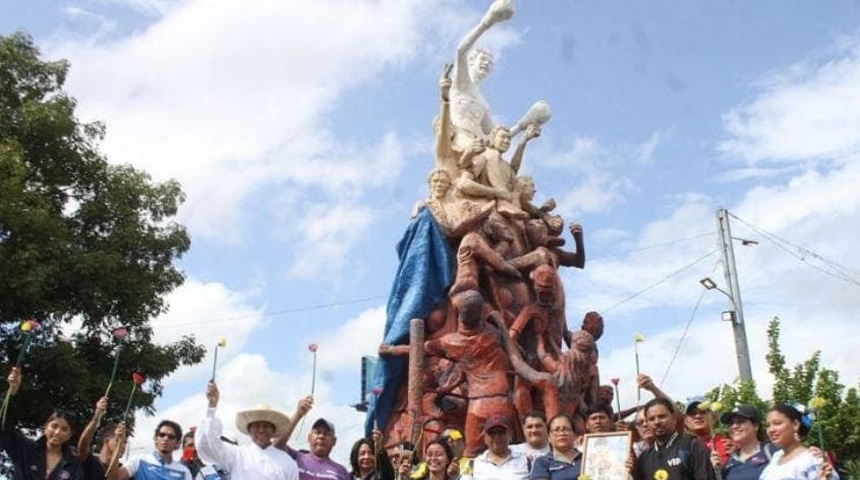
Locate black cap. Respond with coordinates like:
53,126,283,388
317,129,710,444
685,401,704,415
720,405,761,425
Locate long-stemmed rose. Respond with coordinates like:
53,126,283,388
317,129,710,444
1,319,41,427
308,343,318,395
122,371,146,420
105,326,128,398
372,386,383,430
211,337,227,381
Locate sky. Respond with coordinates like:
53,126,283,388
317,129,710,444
3,0,860,464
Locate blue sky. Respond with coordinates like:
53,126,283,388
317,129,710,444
3,0,860,462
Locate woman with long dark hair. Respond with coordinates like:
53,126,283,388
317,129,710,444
759,404,836,480
349,430,395,480
412,438,456,480
0,367,84,480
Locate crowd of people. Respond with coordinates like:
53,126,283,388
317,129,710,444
0,366,841,480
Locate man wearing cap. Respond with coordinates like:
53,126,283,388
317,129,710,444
468,415,530,480
277,395,350,480
685,399,729,465
195,381,299,480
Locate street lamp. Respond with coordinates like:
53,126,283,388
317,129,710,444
699,209,755,383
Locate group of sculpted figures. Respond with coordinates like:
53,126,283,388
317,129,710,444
371,0,609,458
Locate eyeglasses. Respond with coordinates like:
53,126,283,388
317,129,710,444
157,431,178,440
551,427,573,434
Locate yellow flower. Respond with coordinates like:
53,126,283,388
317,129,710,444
698,401,711,411
654,469,669,480
20,320,32,332
217,337,227,348
634,333,645,343
578,475,591,480
809,397,828,410
711,401,723,412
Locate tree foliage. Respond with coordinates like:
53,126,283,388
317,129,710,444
0,32,204,433
703,316,860,465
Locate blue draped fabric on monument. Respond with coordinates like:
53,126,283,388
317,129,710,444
365,207,454,436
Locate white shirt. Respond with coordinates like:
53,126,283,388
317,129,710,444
759,449,840,480
195,407,299,480
468,449,530,480
510,442,550,464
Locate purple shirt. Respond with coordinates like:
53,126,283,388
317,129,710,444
287,448,350,480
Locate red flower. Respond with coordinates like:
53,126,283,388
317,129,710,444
308,343,318,353
610,378,620,386
132,371,146,385
371,387,383,396
112,327,128,339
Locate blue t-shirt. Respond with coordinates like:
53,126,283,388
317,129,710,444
126,452,193,480
723,443,775,480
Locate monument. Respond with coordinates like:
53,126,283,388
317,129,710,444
367,0,600,457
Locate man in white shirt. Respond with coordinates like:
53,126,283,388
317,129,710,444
195,381,299,480
470,415,530,480
509,411,549,465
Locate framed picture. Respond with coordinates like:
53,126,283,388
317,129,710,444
581,431,632,480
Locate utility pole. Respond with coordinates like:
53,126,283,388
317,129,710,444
716,208,754,382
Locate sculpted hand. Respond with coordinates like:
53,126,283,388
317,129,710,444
569,222,583,237
378,344,392,356
440,63,453,102
206,381,220,408
524,124,541,141
481,0,514,27
546,215,563,232
539,198,557,212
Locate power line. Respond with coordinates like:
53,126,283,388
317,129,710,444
729,213,860,288
601,248,721,313
591,231,717,261
659,260,721,387
157,295,388,329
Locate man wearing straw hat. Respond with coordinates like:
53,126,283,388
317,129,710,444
195,381,299,480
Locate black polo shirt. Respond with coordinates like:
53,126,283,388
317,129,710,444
634,432,715,480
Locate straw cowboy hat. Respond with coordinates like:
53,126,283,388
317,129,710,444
235,404,291,436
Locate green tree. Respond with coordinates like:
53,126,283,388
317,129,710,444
0,32,204,433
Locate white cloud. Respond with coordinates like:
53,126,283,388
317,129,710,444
720,38,860,164
47,0,452,245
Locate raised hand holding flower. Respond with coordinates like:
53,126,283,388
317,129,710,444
105,326,129,398
1,320,42,427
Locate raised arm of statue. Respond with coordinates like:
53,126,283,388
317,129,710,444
509,124,540,174
436,63,454,162
454,0,513,86
556,222,585,269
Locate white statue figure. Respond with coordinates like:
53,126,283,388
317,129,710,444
450,0,552,150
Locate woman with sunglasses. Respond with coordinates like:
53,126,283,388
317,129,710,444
0,367,85,480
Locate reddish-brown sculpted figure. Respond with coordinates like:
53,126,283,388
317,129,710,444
424,289,551,456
